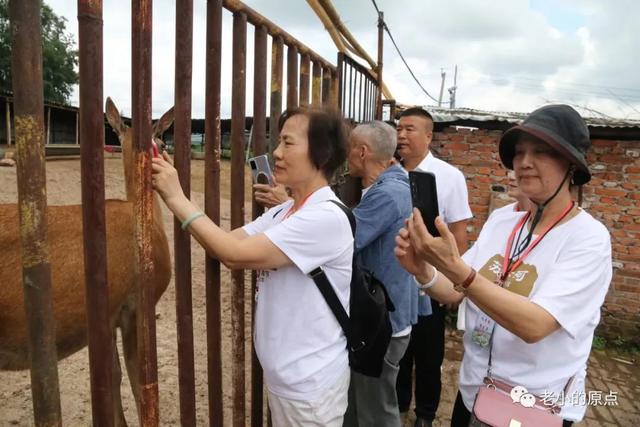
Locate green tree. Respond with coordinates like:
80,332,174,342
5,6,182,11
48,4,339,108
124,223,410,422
0,0,78,104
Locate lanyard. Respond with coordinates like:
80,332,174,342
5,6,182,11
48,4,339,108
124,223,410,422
283,193,313,219
499,200,575,284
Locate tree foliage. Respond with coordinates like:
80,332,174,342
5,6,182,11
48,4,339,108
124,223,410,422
0,0,78,104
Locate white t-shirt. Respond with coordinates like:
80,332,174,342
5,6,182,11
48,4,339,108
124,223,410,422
242,186,353,401
459,203,612,421
415,151,472,224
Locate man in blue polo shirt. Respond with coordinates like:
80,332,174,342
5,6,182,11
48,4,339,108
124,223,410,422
342,121,418,427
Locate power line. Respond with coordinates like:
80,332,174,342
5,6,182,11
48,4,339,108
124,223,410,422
371,0,381,14
370,0,445,105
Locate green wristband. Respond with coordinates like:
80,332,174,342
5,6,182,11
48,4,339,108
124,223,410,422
181,212,205,230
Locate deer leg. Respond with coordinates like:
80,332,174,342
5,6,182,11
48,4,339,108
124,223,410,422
112,329,129,427
119,300,142,421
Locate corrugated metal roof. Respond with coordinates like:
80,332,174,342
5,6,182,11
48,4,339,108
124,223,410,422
406,105,640,129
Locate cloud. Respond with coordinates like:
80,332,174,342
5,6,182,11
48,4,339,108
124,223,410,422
43,0,639,119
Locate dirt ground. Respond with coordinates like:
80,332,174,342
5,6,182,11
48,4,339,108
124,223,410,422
2,154,638,426
0,155,255,426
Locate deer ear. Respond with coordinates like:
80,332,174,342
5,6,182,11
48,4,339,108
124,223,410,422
153,106,174,138
105,97,126,136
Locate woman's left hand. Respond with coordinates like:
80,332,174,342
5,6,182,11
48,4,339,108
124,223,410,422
407,208,468,283
151,151,185,206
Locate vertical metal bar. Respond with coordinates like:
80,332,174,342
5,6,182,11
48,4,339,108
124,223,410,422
269,36,283,153
204,0,223,425
376,11,384,120
336,53,344,113
251,24,268,427
132,0,160,424
311,61,321,107
78,1,113,425
321,67,331,107
348,64,353,118
359,72,364,122
331,70,339,110
9,1,61,425
286,44,298,109
75,111,79,144
5,100,11,145
299,53,310,106
46,106,51,144
363,76,369,122
174,0,196,425
231,12,247,427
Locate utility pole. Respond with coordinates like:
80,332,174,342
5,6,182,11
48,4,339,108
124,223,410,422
448,64,458,109
438,68,446,107
376,11,384,120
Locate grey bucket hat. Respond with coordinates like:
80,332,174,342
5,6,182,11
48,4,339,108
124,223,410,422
499,104,591,185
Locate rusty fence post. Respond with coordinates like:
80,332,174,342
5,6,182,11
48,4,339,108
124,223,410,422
331,68,339,111
231,11,247,427
9,0,62,424
299,53,310,107
204,0,224,425
321,67,331,107
173,0,197,425
311,61,322,107
336,53,344,112
286,44,298,109
131,0,160,425
269,36,283,152
251,24,268,427
78,1,114,425
376,11,384,120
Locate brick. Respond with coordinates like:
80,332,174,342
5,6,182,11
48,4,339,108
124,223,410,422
621,182,637,190
473,145,495,153
595,188,627,197
599,196,618,205
592,139,618,147
618,269,640,279
446,142,470,151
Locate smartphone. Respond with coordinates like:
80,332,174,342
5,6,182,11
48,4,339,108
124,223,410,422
248,154,273,185
409,170,440,237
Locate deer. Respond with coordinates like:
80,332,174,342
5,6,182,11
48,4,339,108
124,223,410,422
0,97,173,426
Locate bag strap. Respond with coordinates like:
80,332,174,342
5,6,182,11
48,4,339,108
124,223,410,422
310,267,351,340
486,324,575,406
328,199,356,235
308,199,355,345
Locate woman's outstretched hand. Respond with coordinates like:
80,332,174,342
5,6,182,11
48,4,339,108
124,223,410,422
151,151,185,207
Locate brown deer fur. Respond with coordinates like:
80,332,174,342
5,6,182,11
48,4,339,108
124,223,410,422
0,98,173,425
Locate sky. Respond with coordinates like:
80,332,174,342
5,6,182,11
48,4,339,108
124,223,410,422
46,0,640,120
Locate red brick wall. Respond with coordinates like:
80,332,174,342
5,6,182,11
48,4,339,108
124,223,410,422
432,126,640,343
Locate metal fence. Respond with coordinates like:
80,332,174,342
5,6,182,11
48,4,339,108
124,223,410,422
8,0,380,426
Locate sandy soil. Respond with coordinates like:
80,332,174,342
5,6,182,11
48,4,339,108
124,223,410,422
0,155,257,426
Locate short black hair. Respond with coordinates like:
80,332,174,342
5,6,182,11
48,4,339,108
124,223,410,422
399,107,433,122
278,107,348,181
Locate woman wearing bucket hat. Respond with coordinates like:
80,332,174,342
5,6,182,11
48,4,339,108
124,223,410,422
395,104,612,426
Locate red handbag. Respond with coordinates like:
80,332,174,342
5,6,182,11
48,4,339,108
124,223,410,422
469,377,563,427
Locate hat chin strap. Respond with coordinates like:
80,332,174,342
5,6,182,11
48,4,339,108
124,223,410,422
517,168,572,253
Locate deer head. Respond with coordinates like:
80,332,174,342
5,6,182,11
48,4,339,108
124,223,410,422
105,97,174,201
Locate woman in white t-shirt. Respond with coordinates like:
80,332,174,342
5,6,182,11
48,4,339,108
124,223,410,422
395,105,612,426
152,108,353,426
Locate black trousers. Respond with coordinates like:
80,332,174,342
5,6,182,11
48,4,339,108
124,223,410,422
396,298,446,421
451,391,574,427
